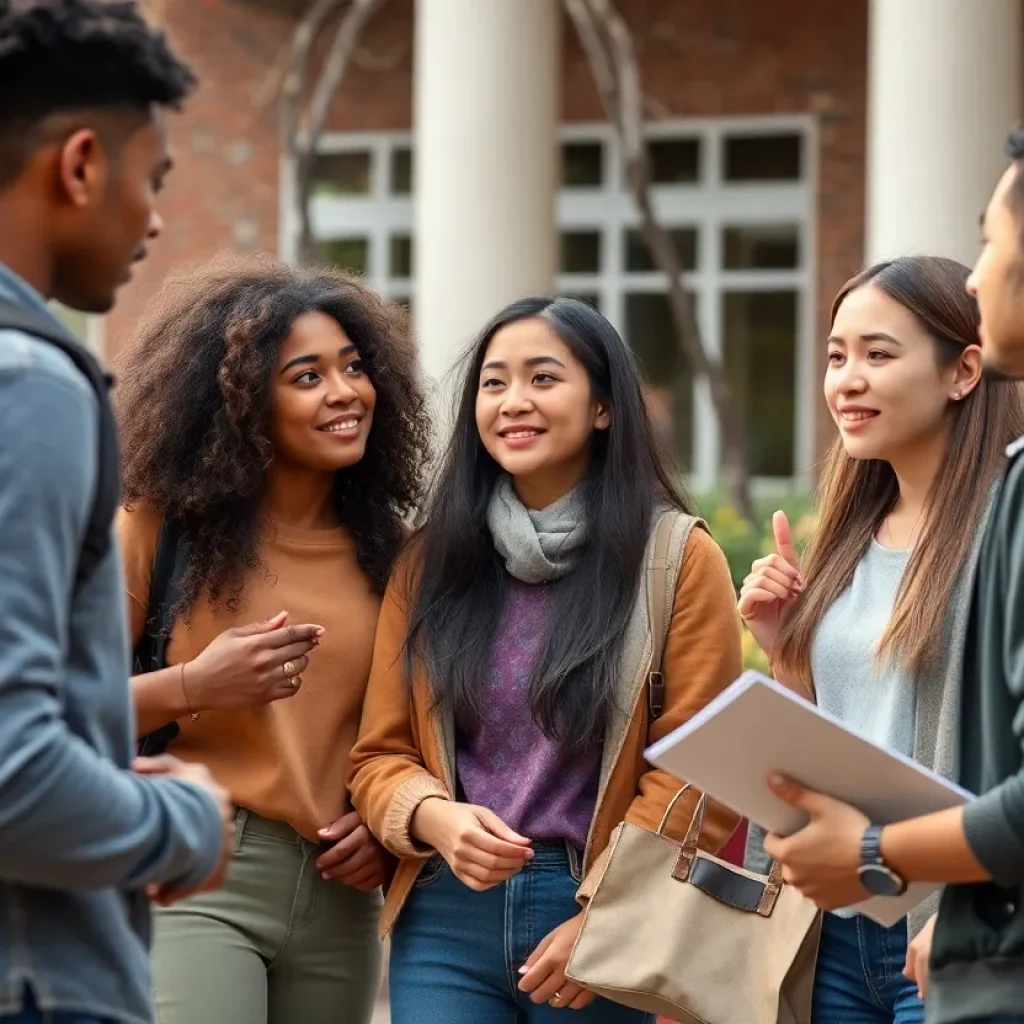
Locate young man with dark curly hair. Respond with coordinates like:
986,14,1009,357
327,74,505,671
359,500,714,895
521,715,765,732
0,3,233,1024
112,254,430,1024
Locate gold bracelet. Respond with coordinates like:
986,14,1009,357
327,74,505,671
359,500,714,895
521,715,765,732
181,662,200,721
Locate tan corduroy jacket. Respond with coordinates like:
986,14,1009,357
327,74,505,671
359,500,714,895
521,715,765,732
348,513,744,938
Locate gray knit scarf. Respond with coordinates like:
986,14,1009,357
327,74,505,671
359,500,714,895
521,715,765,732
485,475,587,584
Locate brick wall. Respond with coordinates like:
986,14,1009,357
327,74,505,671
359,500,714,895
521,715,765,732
108,0,869,457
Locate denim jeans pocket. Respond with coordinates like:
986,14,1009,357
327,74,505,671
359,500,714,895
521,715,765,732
414,854,446,889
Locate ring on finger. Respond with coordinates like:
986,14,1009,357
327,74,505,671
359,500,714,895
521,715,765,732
550,991,563,1006
282,660,297,678
288,674,302,689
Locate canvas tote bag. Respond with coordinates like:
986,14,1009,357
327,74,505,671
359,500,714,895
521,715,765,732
565,788,820,1023
564,514,821,1023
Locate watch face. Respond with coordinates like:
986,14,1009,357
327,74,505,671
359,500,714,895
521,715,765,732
858,863,906,897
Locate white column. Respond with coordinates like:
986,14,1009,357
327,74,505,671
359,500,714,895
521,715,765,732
867,0,1021,265
414,0,560,381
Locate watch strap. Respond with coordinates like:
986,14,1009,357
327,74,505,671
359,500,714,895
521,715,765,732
860,823,884,868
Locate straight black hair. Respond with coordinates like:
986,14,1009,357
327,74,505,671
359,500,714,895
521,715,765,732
406,296,693,750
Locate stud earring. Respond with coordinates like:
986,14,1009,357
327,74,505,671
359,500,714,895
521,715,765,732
953,391,962,400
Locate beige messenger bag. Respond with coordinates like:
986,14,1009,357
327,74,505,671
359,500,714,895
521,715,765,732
565,512,821,1023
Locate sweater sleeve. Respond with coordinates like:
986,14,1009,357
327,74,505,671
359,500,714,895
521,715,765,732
578,527,743,901
962,458,1024,885
348,561,449,859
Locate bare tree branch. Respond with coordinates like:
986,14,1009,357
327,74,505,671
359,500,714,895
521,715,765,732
565,0,754,517
280,0,344,239
291,0,390,262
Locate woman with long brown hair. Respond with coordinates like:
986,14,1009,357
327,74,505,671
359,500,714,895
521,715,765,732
739,255,1024,1024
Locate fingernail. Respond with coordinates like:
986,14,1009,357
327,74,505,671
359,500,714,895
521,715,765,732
518,966,528,975
524,849,534,859
318,828,330,836
321,872,330,880
768,773,785,788
315,627,326,637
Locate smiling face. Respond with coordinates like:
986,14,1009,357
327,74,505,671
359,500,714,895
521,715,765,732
475,317,610,509
270,310,376,473
825,283,978,463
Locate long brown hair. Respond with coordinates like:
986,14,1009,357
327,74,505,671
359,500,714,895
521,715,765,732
775,256,1024,686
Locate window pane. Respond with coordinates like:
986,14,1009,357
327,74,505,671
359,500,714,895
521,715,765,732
389,234,413,277
311,151,372,196
624,227,698,272
723,290,797,476
561,142,603,188
318,237,369,275
391,147,413,195
649,138,701,184
723,224,800,269
624,292,693,471
724,134,802,182
560,231,602,274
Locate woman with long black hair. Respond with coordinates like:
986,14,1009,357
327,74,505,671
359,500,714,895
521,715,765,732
349,296,743,1023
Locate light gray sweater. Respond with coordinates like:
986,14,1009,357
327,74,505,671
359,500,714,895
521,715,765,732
745,517,989,938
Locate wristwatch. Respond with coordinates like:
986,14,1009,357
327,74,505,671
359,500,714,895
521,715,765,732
857,824,907,897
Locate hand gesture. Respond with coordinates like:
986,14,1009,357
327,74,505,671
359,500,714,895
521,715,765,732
738,510,804,659
186,611,324,714
409,798,533,891
316,810,392,891
133,755,234,906
904,913,936,999
518,912,595,1010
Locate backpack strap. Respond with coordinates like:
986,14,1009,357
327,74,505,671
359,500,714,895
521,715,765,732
0,299,120,592
134,521,189,757
646,510,703,720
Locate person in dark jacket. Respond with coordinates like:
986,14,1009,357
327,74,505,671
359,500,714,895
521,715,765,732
756,128,1024,1024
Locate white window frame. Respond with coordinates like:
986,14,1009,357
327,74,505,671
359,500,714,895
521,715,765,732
280,114,818,491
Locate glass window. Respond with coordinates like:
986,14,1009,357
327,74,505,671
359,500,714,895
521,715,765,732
560,231,602,274
624,227,698,272
649,138,701,184
318,237,369,275
391,147,413,195
561,142,603,188
389,234,413,277
724,134,802,182
723,290,797,476
311,151,372,197
723,224,800,269
624,292,693,470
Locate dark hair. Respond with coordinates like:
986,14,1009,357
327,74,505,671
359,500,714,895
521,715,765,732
775,255,1024,684
406,296,692,751
1003,129,1024,242
115,254,429,617
0,0,195,185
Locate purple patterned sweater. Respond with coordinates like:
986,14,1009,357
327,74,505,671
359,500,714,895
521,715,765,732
455,577,601,851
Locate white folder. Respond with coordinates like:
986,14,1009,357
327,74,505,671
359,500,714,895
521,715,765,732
645,669,973,927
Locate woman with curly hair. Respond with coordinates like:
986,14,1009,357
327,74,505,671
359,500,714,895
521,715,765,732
113,254,429,1024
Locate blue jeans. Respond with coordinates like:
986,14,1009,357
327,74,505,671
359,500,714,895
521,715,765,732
813,913,923,1023
389,842,653,1024
2,988,109,1024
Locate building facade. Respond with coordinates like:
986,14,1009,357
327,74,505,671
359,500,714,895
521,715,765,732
103,0,1022,491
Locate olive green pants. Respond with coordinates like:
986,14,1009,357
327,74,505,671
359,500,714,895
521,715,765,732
152,808,383,1024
